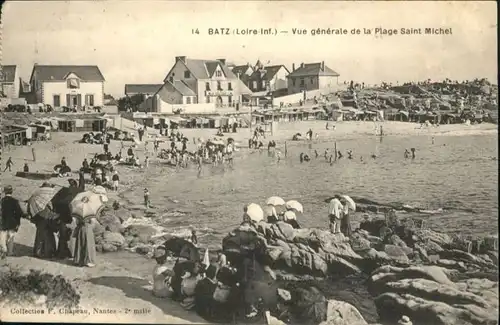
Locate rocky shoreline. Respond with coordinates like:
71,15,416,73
89,199,498,325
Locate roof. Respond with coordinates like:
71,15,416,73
30,65,105,82
183,59,237,79
171,80,196,96
287,63,339,78
125,84,163,95
0,112,42,125
250,65,289,81
0,65,17,83
232,64,253,76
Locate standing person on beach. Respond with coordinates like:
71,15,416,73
78,170,85,190
144,188,151,208
112,171,120,191
0,185,24,258
4,157,14,172
56,179,81,259
327,198,343,234
340,198,353,238
32,183,58,259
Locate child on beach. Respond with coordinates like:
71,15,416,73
190,230,198,246
112,171,119,191
144,188,151,208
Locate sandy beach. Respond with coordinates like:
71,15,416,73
0,120,497,323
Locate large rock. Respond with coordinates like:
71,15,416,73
102,231,126,247
369,264,498,325
98,212,123,233
383,245,410,265
319,299,368,325
122,224,157,244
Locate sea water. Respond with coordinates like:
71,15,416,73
118,133,498,250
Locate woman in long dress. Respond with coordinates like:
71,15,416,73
340,203,352,237
73,215,97,267
32,210,57,259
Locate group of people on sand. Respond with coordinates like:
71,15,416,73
0,181,109,268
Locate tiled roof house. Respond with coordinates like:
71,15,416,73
287,61,339,94
154,56,252,111
28,64,106,108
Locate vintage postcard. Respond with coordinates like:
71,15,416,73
0,0,498,324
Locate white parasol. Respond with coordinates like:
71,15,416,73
285,200,303,213
244,203,264,223
266,196,286,206
341,195,356,211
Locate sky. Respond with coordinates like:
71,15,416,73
2,1,497,97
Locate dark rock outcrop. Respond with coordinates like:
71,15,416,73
368,265,498,325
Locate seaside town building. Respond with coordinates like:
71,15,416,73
231,63,254,89
287,61,340,95
27,64,106,108
247,60,290,94
124,84,163,97
0,65,20,99
154,56,252,110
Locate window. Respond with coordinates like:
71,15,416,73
300,78,305,86
205,82,210,91
169,76,174,83
311,78,314,84
228,82,233,91
53,95,60,107
186,97,191,104
184,71,190,78
292,79,296,86
85,94,94,106
215,70,222,77
193,97,198,104
228,96,232,106
217,81,222,90
253,81,257,89
67,78,80,89
206,96,210,103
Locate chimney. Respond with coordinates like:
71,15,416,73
321,61,325,71
292,63,295,71
217,58,226,65
175,56,186,63
300,63,305,69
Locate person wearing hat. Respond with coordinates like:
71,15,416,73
152,247,172,298
0,185,24,258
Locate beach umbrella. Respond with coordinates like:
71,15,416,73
266,196,286,206
284,210,297,221
163,237,200,262
70,191,107,220
286,200,304,213
341,195,356,211
244,203,264,223
27,184,57,217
